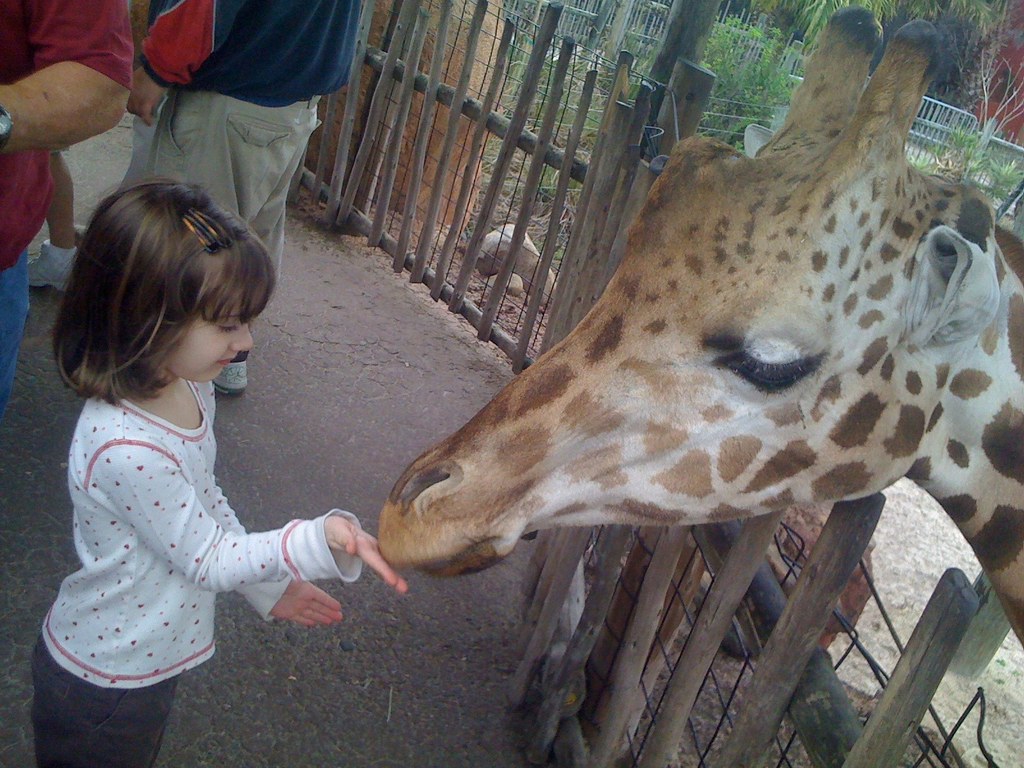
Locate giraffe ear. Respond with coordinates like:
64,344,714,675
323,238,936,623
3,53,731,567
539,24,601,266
905,225,1000,347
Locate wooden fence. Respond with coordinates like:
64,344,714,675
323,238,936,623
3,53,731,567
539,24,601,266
295,0,1000,764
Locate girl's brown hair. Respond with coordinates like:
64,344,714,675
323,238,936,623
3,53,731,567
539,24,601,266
54,180,275,403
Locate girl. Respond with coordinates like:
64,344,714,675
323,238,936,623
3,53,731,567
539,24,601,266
31,180,408,768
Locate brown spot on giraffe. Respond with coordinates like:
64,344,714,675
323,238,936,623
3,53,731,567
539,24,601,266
970,506,1024,571
949,369,992,399
843,294,858,316
892,217,915,238
643,318,667,334
906,457,931,481
654,450,714,497
880,354,895,381
866,274,893,300
566,446,627,490
940,494,976,524
811,376,842,421
830,393,886,447
587,315,625,363
643,421,689,455
563,391,626,437
744,441,817,494
905,370,922,395
718,436,763,483
701,404,734,423
858,338,888,375
926,402,943,432
812,462,872,500
859,309,883,328
947,440,969,468
982,403,1024,481
883,405,926,457
879,242,899,262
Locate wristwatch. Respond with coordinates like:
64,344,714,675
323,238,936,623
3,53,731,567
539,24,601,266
0,103,11,151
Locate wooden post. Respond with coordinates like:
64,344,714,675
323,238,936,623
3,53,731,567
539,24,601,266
335,0,419,226
526,526,635,765
429,16,516,300
843,569,979,768
477,36,576,341
948,571,1012,679
714,494,885,768
509,529,591,707
447,3,564,313
323,0,378,224
656,59,715,155
369,7,431,247
511,66,598,372
541,51,634,352
409,0,490,283
391,0,455,271
636,511,785,768
588,526,694,767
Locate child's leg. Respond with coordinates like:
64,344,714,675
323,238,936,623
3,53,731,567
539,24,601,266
31,637,177,768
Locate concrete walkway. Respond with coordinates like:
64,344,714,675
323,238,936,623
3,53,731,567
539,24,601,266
0,118,534,767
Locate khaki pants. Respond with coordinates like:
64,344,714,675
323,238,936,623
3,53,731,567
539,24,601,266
144,89,320,271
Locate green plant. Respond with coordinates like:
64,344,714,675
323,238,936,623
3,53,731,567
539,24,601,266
698,17,800,147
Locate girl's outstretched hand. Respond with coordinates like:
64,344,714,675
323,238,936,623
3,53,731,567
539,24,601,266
325,516,409,595
271,580,344,627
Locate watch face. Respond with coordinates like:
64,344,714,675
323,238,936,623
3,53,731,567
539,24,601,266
0,106,11,147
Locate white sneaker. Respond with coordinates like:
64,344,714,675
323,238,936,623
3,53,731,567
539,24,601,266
213,360,247,395
29,240,76,290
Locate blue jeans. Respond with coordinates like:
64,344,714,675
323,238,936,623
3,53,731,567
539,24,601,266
0,251,29,423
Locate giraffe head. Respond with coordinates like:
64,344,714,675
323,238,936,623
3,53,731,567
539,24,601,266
378,9,1024,642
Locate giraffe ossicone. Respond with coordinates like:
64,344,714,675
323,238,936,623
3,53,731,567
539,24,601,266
378,7,1024,647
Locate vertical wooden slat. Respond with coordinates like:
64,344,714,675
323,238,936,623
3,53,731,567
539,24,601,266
591,82,653,290
312,93,339,202
511,66,597,372
714,494,885,768
323,0,378,224
429,17,516,300
635,511,784,768
335,0,419,226
407,0,489,281
476,36,575,341
589,526,693,767
391,0,454,270
509,528,591,707
526,526,635,764
369,7,432,247
540,50,633,353
842,569,979,768
446,3,564,313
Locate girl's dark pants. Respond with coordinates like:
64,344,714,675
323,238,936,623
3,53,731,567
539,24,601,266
31,636,177,768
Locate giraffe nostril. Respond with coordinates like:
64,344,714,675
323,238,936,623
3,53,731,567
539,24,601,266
399,466,452,508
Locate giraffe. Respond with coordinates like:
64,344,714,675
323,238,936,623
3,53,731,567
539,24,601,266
377,8,1024,648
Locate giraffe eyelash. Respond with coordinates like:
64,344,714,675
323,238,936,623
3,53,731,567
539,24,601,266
715,350,824,392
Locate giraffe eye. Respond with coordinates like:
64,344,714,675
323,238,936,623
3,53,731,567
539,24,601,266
715,350,824,392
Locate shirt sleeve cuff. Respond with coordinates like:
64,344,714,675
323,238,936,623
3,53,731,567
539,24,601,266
280,511,364,583
237,579,290,621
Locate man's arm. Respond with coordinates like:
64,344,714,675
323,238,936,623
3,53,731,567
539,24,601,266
0,61,128,154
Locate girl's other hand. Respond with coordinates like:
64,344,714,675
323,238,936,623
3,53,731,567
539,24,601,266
325,516,409,595
270,580,344,627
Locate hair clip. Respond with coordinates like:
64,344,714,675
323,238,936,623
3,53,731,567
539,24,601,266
182,208,233,253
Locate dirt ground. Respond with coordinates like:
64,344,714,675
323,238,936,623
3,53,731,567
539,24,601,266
1,118,1021,768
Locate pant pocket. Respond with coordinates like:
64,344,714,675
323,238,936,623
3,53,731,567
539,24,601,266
226,113,292,148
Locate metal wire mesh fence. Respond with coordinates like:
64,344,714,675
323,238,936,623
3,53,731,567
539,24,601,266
576,519,1002,767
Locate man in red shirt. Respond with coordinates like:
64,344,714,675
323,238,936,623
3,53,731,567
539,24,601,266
0,0,133,422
